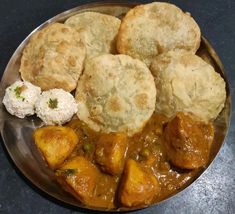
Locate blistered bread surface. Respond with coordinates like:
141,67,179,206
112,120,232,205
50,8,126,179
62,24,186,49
65,12,121,59
75,54,156,136
20,23,86,92
150,50,226,121
117,2,201,66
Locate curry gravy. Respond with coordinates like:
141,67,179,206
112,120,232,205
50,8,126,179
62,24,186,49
64,113,211,208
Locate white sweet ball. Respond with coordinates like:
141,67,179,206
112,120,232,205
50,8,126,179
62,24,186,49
35,88,78,125
3,80,41,118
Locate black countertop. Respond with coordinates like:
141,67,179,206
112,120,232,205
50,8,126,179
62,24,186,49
0,0,234,213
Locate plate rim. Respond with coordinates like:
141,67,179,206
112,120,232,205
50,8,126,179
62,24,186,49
0,1,232,212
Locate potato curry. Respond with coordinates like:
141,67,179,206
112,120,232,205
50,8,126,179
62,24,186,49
33,112,214,209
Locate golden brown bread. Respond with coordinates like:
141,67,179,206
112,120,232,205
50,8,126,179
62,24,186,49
20,23,86,92
117,2,201,66
150,50,226,121
75,54,156,136
65,12,121,59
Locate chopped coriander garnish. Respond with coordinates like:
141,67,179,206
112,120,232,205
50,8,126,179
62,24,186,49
14,85,27,100
14,86,21,98
48,98,58,109
57,169,77,177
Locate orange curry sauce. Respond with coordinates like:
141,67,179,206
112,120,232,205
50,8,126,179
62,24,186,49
64,113,213,209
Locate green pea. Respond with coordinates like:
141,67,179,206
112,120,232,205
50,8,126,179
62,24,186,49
141,148,150,157
83,142,93,152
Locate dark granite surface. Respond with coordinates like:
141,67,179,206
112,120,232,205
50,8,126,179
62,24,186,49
0,0,234,213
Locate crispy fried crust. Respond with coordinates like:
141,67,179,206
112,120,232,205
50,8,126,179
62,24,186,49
150,50,226,121
117,2,201,66
65,12,121,59
20,23,86,92
75,54,156,136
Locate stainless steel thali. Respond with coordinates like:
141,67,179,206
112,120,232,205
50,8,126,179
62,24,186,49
0,2,231,212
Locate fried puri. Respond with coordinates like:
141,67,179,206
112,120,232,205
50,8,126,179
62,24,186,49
75,54,156,136
150,50,226,121
117,2,201,66
65,12,120,59
20,23,86,92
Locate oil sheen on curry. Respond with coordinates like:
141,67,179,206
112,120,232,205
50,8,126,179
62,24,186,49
1,0,227,211
33,112,214,209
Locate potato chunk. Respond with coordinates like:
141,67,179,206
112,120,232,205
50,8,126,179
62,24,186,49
164,112,214,169
56,156,99,205
95,133,128,175
119,159,160,207
34,126,78,169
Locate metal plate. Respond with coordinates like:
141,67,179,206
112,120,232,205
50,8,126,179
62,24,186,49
0,2,231,212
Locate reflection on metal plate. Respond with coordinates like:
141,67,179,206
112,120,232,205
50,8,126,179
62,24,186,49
0,2,231,212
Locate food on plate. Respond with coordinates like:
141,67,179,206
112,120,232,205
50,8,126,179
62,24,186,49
2,1,229,210
65,12,121,59
95,133,128,175
20,23,86,92
119,159,160,207
117,2,201,66
75,54,156,136
33,111,215,208
35,88,78,125
150,50,226,121
56,156,100,205
164,112,214,169
2,80,41,118
33,126,79,169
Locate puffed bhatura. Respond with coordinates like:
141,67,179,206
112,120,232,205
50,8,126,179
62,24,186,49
65,12,121,59
75,54,156,136
20,23,86,92
150,51,226,121
117,2,201,66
